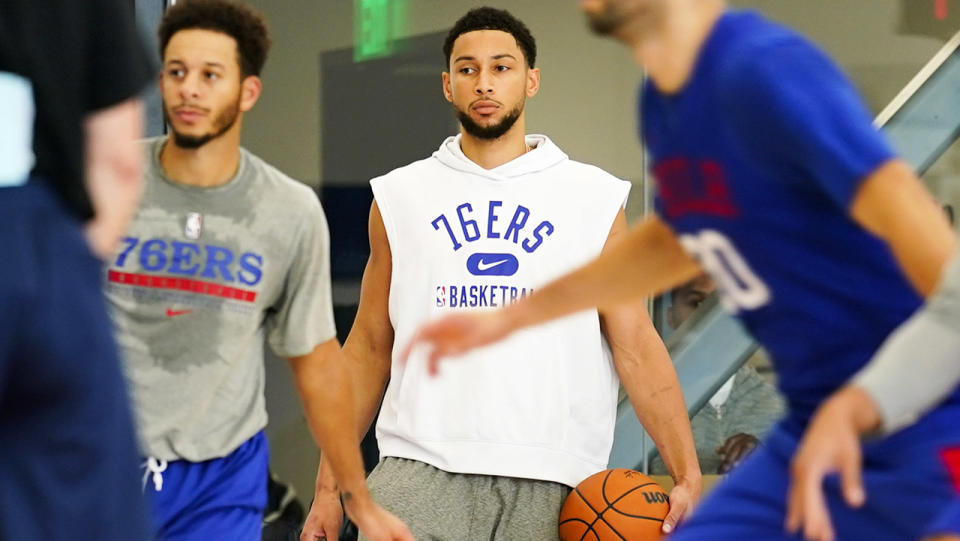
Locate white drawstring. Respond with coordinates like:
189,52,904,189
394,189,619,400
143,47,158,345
141,457,168,492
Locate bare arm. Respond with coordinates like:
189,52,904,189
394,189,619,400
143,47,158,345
303,202,396,540
599,211,701,533
410,214,702,370
83,97,145,259
786,160,957,541
852,249,960,432
850,159,955,297
838,158,957,431
289,338,368,502
295,287,410,540
508,214,702,329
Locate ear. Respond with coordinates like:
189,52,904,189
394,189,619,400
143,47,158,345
526,67,541,98
239,75,262,112
441,71,453,103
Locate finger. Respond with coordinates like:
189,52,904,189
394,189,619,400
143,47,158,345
799,463,835,541
401,325,435,366
716,436,742,458
428,347,441,376
785,475,802,534
728,441,757,466
661,499,686,534
839,446,865,508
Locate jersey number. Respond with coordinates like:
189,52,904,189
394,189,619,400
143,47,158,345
679,230,771,312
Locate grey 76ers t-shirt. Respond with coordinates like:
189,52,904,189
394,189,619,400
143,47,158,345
105,137,336,461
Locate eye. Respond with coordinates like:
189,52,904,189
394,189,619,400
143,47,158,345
204,71,220,81
168,68,185,78
495,65,510,72
459,66,476,75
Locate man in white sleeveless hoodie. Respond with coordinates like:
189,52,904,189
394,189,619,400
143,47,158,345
301,8,700,541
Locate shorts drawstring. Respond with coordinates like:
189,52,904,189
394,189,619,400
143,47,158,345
141,457,168,492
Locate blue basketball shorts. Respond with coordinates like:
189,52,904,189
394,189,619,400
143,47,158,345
925,446,960,538
145,431,268,541
670,410,960,541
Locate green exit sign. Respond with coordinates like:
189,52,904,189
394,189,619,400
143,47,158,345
355,0,407,62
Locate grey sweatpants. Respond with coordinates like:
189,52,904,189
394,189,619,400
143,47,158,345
360,457,570,541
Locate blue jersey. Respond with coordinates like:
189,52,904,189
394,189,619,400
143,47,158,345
642,10,959,424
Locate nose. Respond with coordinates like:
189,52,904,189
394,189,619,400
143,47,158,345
474,69,494,96
178,72,201,101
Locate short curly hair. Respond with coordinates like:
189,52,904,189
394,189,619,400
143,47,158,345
158,0,271,78
443,7,537,68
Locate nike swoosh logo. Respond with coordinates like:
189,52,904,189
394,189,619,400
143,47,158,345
166,308,193,317
465,252,519,276
477,259,510,271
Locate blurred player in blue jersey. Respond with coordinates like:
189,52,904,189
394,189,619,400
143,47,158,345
402,1,960,540
790,247,960,541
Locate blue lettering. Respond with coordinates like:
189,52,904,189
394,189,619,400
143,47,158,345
168,241,201,276
201,245,235,282
522,221,554,253
470,285,479,307
237,252,263,286
450,286,460,307
115,237,139,267
457,203,480,242
139,239,168,271
432,215,462,251
503,206,530,244
510,287,518,303
487,201,502,239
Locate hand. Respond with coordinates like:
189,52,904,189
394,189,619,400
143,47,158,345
715,433,759,474
343,495,415,541
300,490,344,541
401,311,512,376
661,476,701,534
785,386,879,541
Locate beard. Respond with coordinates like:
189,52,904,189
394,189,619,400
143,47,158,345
454,100,524,140
163,93,241,149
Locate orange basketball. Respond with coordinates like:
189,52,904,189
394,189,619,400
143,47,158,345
559,468,670,541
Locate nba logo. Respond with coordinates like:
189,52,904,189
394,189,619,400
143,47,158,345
184,212,203,239
436,286,446,307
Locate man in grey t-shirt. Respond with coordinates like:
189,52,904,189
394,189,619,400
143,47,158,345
104,2,411,541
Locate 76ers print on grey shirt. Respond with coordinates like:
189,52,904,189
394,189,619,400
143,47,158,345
105,137,336,462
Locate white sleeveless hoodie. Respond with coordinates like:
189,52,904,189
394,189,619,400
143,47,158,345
371,134,630,487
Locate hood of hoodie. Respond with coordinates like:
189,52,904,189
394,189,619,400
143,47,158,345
432,133,568,181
